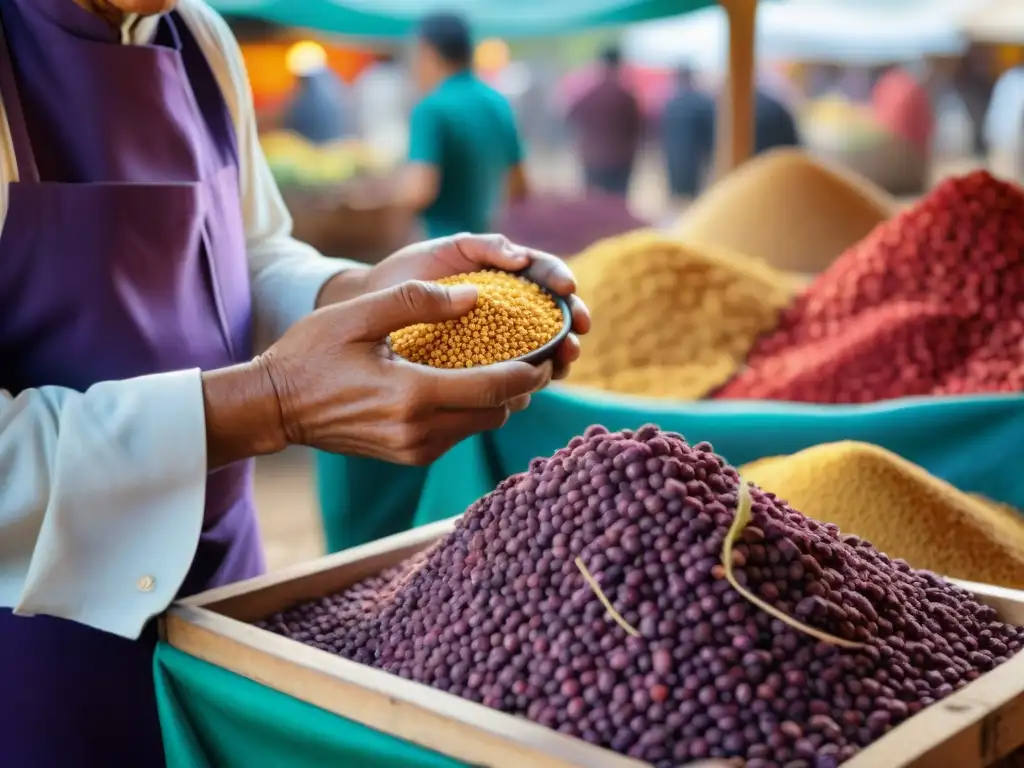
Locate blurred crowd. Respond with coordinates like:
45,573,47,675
268,10,1024,241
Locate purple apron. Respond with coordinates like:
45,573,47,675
0,1,265,765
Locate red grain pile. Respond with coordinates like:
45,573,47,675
715,171,1024,403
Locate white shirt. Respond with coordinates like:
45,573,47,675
0,0,361,638
984,66,1024,156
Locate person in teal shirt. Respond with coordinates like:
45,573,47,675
401,12,530,237
317,13,535,552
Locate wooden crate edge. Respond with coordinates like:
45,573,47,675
164,605,645,768
845,580,1024,767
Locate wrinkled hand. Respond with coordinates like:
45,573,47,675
366,233,591,380
257,280,552,465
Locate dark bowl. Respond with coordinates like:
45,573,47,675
389,271,572,368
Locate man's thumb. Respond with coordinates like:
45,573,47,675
351,280,479,341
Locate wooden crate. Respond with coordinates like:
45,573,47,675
163,518,1024,768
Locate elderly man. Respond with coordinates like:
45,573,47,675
0,1,589,765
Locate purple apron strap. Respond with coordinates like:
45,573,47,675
0,18,39,183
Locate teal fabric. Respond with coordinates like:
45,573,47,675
211,0,716,40
318,388,1024,553
316,453,429,551
154,644,464,767
409,71,523,238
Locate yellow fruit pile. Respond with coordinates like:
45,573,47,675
564,231,796,400
260,130,382,186
741,442,1024,588
389,271,564,368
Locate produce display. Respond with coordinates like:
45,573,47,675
389,271,564,368
259,425,1023,766
677,149,895,275
496,192,650,259
260,130,383,187
741,442,1024,589
564,232,797,399
801,97,890,153
716,171,1024,403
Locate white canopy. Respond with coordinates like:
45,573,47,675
962,0,1024,45
622,0,974,70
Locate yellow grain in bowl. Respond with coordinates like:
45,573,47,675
389,270,564,368
565,230,797,400
741,442,1024,589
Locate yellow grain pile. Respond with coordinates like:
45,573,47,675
564,231,797,400
389,271,563,368
741,442,1024,588
677,149,896,274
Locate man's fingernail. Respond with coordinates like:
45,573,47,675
447,284,479,303
503,243,529,260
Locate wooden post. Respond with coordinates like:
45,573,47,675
714,0,759,178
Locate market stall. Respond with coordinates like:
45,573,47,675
155,2,1024,767
164,163,1024,768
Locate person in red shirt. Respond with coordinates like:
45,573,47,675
873,66,935,153
871,65,935,195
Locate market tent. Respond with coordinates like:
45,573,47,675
962,0,1024,46
623,0,973,69
209,0,716,39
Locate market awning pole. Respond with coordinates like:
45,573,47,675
714,0,759,175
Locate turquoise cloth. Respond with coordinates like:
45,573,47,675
409,71,523,239
318,388,1024,553
154,644,463,767
210,0,714,39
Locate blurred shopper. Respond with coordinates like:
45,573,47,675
402,13,529,238
661,65,715,202
955,45,998,158
662,69,801,202
872,65,935,195
354,52,410,162
567,46,643,198
283,42,353,144
984,63,1024,181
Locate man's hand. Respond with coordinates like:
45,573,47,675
360,233,591,380
235,280,552,465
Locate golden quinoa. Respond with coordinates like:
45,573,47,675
564,230,797,400
741,442,1024,589
389,270,564,368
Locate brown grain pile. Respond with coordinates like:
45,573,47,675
741,442,1024,588
677,149,896,275
565,231,797,399
389,270,564,368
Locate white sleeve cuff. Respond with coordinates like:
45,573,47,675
10,370,208,639
249,237,365,349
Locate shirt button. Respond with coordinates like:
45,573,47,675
137,575,156,593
